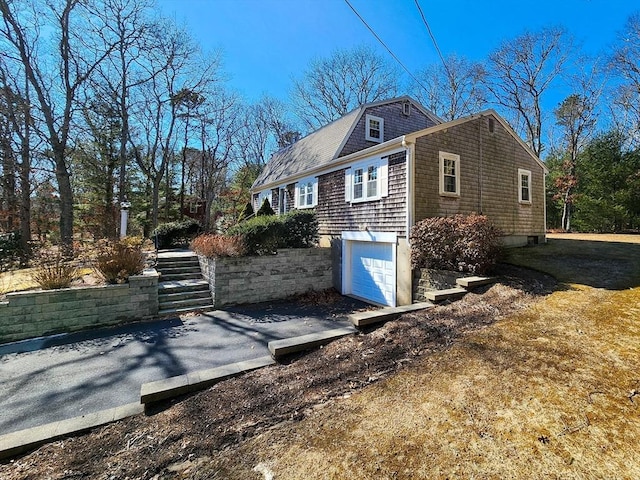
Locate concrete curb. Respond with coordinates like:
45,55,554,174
140,355,276,405
267,327,357,358
0,402,144,460
349,302,434,327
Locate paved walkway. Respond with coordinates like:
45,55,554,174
0,298,365,435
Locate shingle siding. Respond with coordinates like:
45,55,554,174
339,101,438,158
316,151,407,236
413,114,545,236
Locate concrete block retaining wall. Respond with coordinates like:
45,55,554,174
413,268,466,302
198,248,332,307
0,269,159,344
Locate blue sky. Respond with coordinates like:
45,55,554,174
157,0,638,104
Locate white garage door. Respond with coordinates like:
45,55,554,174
349,241,395,306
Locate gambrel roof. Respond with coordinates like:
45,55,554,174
252,96,441,190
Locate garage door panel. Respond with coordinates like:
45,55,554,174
349,241,395,306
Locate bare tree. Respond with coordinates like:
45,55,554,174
552,59,603,231
127,22,219,229
174,88,205,218
91,0,156,207
195,90,242,230
485,26,572,157
291,45,399,130
0,63,32,255
411,54,487,121
237,95,299,172
611,13,640,146
0,0,116,254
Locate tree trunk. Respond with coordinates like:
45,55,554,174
54,146,74,257
561,189,572,232
19,134,31,256
152,177,161,230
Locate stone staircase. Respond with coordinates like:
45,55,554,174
422,276,495,303
156,250,214,315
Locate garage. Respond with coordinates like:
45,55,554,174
342,232,396,307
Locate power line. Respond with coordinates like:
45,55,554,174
413,0,453,80
343,0,430,93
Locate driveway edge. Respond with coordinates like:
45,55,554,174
140,355,276,405
0,402,144,460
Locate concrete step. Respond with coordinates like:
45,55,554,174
268,326,356,359
349,302,434,327
456,276,495,289
158,279,210,294
425,287,468,302
157,265,201,275
158,304,216,316
159,296,213,310
156,259,200,269
159,272,202,282
158,290,211,303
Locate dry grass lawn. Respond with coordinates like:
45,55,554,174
213,234,640,479
1,234,638,479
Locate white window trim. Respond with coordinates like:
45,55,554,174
345,157,388,204
294,177,318,209
439,151,461,198
518,168,532,204
365,114,384,143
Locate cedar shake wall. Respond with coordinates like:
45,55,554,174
413,115,545,237
339,101,437,157
316,151,407,236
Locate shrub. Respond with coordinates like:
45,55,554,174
238,202,254,222
0,231,23,272
153,218,201,249
281,210,319,248
227,210,318,255
256,198,275,216
227,214,284,255
410,214,502,274
190,234,246,258
94,239,145,284
33,255,76,290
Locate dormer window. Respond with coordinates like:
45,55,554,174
365,114,384,143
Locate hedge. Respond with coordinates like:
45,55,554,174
227,210,318,255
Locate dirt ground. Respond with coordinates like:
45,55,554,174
1,233,639,479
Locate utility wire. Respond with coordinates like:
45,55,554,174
343,0,430,93
414,0,453,81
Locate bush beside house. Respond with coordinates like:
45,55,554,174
410,214,502,275
224,210,318,256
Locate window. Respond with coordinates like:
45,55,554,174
255,190,270,210
353,168,363,199
518,169,532,204
439,151,460,197
367,165,378,197
345,157,388,203
365,114,384,143
295,177,317,208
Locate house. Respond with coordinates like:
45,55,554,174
251,96,547,307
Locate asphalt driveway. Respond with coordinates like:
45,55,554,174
0,296,366,435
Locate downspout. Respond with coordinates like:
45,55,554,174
543,170,548,243
478,116,484,214
402,136,415,243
